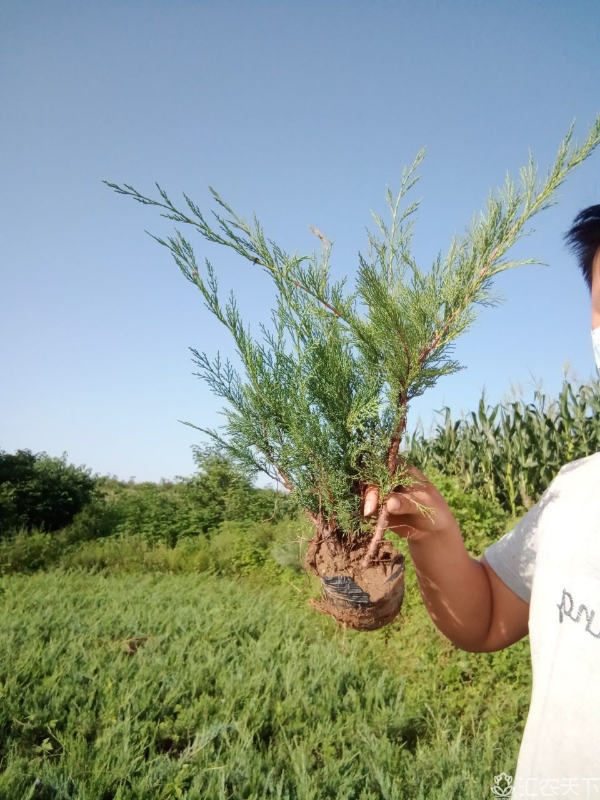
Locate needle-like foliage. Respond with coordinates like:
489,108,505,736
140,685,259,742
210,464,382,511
105,116,600,540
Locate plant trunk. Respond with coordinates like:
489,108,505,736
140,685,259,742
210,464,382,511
361,506,390,567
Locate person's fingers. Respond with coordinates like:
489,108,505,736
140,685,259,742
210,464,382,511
396,463,429,492
388,519,418,538
364,464,432,519
363,485,379,516
405,463,428,482
387,465,431,508
386,483,432,518
386,492,405,515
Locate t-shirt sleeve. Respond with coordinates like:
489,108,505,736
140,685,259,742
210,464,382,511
482,496,546,604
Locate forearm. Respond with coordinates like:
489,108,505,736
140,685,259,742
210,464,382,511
407,520,493,651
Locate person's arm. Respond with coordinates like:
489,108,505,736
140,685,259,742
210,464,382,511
363,465,530,652
406,523,529,652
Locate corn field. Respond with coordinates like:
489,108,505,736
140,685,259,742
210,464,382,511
404,378,600,516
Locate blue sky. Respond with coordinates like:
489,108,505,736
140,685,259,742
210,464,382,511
2,1,599,483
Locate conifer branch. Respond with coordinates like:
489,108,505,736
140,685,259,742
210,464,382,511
105,115,600,556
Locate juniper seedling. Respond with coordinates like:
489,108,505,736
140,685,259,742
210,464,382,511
106,116,600,569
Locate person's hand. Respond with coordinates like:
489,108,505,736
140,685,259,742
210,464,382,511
362,464,458,541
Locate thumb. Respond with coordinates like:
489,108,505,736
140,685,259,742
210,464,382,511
386,492,406,516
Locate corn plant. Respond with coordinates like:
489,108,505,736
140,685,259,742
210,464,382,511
405,377,600,515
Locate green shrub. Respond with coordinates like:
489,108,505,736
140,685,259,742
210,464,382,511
0,449,98,536
63,496,126,543
57,518,304,578
94,466,293,548
426,469,508,556
270,518,311,573
0,466,508,577
111,487,204,547
185,448,295,532
0,527,64,574
208,521,274,576
61,536,143,573
61,535,212,575
143,538,211,573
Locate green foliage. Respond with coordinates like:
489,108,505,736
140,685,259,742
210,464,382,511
0,449,98,536
185,448,256,532
206,519,305,578
111,485,205,547
66,495,127,542
0,448,298,573
60,535,212,575
0,477,505,580
207,521,272,575
95,452,294,549
0,514,122,575
0,527,64,574
185,446,294,533
0,571,529,799
106,116,600,537
406,377,600,516
423,470,508,557
0,522,287,579
269,518,312,574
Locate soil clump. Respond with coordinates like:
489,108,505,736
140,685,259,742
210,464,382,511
305,535,405,631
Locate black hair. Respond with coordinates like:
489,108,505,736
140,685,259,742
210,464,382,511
564,205,600,292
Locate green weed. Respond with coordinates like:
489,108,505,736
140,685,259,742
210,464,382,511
0,571,528,799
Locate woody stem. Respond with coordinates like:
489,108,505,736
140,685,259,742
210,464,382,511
361,505,390,567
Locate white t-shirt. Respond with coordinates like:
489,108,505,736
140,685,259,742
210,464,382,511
484,452,600,797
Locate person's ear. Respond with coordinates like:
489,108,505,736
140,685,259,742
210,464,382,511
592,246,600,329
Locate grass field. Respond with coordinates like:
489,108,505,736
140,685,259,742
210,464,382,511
0,564,531,799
